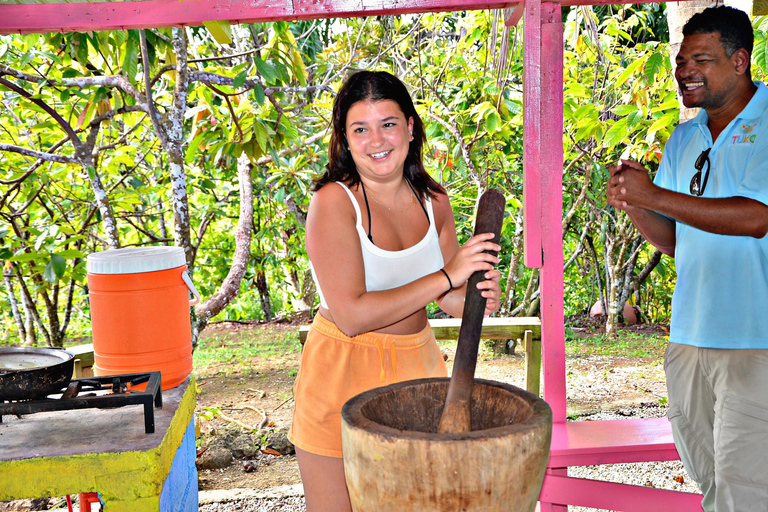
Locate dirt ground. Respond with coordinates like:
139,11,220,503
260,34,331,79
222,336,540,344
193,318,670,494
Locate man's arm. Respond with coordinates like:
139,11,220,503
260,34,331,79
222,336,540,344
621,206,677,257
608,160,768,250
608,160,677,256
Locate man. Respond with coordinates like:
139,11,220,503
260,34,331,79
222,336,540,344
607,6,768,512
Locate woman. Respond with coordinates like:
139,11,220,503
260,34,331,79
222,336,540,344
289,70,502,511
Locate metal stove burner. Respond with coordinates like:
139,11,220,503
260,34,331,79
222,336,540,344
0,371,163,433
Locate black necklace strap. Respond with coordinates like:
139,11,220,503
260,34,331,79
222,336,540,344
406,178,430,224
359,181,374,243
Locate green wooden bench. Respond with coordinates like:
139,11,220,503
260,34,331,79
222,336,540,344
67,343,95,378
298,317,542,395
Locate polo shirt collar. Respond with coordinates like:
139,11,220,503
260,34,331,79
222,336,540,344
692,81,768,127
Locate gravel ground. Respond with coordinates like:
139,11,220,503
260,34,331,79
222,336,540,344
198,406,701,512
199,496,306,512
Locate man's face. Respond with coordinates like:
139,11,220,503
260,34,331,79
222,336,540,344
675,32,741,110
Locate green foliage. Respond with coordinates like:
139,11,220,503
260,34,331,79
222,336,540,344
1,5,679,344
565,331,668,360
561,6,678,322
192,326,302,371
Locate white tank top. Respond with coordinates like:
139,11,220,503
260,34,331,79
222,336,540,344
311,181,445,309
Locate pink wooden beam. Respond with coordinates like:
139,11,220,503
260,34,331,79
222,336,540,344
541,473,704,511
549,417,681,467
504,3,524,26
0,0,518,35
0,0,690,35
522,0,543,270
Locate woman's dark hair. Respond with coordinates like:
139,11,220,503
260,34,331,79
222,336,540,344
313,70,445,199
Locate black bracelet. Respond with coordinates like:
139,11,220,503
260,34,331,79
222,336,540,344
439,268,454,292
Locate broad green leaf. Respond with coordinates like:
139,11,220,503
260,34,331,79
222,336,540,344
203,20,233,45
254,58,278,83
51,254,66,278
603,118,629,149
614,57,645,87
644,52,664,82
485,111,500,133
650,98,680,113
291,49,308,86
252,83,266,106
44,260,56,283
626,110,643,130
57,249,85,259
647,111,677,134
754,37,768,75
10,252,44,262
20,51,34,67
233,70,247,90
186,132,205,163
278,117,298,141
122,39,138,82
0,248,12,260
112,31,127,47
573,104,598,120
611,105,639,116
253,121,268,151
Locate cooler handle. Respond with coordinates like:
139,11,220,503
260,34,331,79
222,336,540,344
181,270,202,306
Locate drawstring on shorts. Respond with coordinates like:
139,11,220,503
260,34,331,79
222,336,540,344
375,339,398,383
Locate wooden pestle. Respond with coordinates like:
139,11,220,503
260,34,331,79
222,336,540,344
437,188,505,434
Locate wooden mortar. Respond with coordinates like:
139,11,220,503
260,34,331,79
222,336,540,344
341,377,551,512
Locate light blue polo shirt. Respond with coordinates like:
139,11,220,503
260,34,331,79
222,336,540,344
654,81,768,349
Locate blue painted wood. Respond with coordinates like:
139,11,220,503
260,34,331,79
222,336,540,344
159,418,198,512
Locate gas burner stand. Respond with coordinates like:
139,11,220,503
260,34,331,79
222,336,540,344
0,371,162,433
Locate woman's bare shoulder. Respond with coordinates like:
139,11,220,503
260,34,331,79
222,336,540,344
429,190,454,228
307,182,358,238
310,182,353,212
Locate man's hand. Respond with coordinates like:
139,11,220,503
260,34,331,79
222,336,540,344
607,160,656,211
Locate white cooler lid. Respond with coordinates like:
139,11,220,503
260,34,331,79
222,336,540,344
87,246,186,274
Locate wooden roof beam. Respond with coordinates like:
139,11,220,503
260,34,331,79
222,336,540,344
1,0,674,36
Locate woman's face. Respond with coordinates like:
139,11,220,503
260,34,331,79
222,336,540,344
344,99,414,183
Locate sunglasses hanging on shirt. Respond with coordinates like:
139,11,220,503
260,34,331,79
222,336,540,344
690,148,711,196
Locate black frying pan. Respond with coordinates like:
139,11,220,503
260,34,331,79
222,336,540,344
0,347,75,400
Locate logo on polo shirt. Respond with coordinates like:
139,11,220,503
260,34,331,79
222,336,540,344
732,121,758,144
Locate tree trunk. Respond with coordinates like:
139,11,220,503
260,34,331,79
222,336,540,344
85,164,120,249
194,154,255,334
3,269,26,343
255,268,273,321
502,209,524,315
167,27,194,271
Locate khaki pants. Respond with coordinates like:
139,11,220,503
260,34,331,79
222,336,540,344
665,342,768,512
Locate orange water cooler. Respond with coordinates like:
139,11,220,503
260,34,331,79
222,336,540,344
86,246,201,390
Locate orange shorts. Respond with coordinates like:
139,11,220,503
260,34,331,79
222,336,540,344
288,313,448,458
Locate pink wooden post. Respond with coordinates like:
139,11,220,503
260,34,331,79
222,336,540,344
524,0,565,421
522,0,543,270
524,2,566,510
